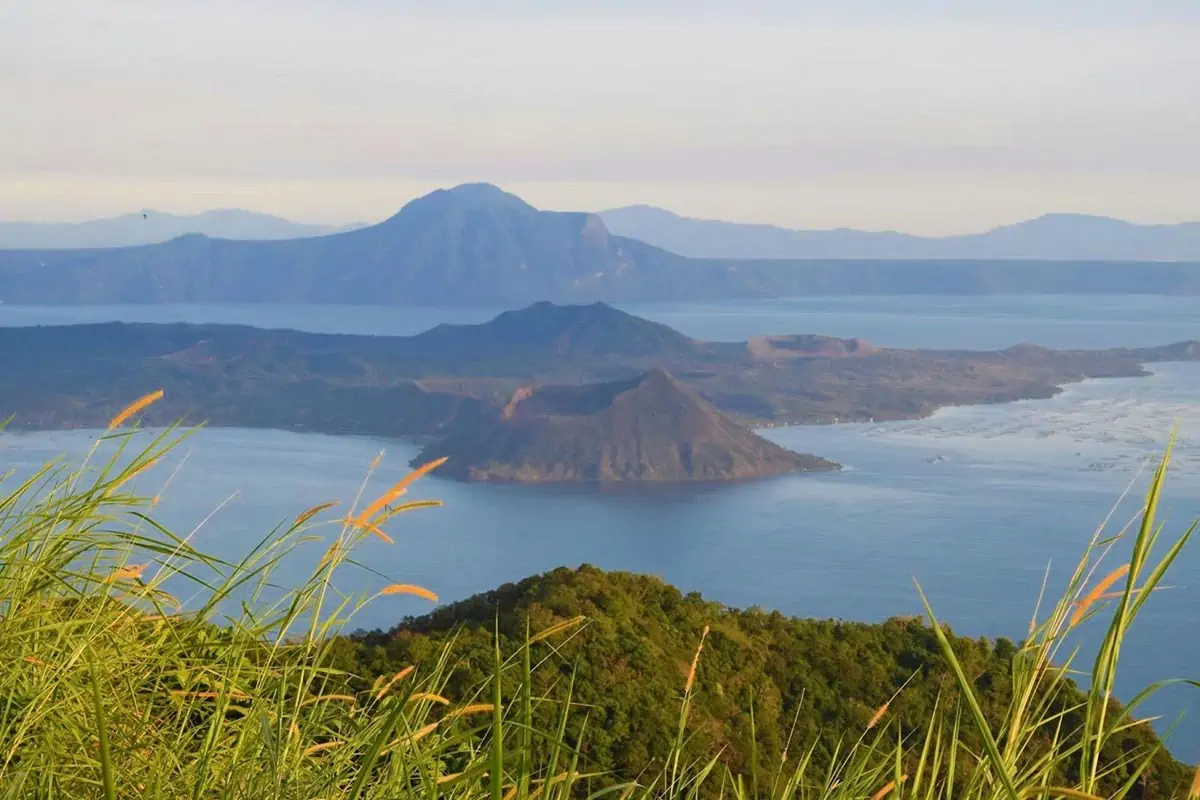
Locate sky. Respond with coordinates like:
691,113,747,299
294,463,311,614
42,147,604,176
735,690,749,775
2,1,1198,234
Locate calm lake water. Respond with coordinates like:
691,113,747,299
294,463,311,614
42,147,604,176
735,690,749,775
4,294,1200,349
2,295,1199,756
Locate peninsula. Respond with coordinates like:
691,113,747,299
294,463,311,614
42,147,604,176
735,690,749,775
0,301,1195,483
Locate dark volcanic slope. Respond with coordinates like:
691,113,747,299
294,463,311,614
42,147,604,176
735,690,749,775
417,370,837,483
1,184,1199,304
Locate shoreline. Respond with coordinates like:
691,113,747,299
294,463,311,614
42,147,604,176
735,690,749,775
0,362,1183,443
745,361,1178,432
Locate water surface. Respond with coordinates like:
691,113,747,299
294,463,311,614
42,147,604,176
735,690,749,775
4,294,1199,350
1,295,1199,755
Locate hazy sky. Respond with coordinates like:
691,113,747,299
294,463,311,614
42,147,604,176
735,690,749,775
2,1,1198,234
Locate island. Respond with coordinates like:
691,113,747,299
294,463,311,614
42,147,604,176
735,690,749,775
0,301,1195,483
416,369,838,482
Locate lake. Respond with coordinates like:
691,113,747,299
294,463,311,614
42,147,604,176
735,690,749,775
4,294,1200,349
1,295,1199,756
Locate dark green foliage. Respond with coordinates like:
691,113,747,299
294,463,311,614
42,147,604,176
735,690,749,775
337,565,1188,798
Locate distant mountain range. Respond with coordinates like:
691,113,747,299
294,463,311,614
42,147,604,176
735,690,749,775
599,206,1200,261
9,199,1200,261
9,201,1200,261
0,183,1197,303
0,210,362,249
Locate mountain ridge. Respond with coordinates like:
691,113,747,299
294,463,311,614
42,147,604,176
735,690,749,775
599,205,1200,261
0,209,363,249
1,184,1199,303
10,199,1199,258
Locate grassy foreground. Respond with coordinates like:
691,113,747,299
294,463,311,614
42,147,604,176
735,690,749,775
0,399,1196,799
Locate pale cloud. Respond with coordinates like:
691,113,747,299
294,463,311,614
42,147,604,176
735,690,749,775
2,0,1197,233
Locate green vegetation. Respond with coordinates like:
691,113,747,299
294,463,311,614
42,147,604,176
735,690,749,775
0,399,1195,798
337,565,1185,797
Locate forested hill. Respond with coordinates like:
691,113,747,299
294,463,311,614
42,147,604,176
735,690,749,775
334,565,1187,797
1,183,1199,304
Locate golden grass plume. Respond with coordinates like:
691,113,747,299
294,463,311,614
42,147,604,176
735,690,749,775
408,692,451,706
380,584,438,602
294,501,339,527
446,703,496,719
375,665,415,700
529,615,587,644
299,694,357,707
869,775,907,800
355,457,448,525
1071,563,1131,627
383,722,439,753
684,625,710,695
356,519,395,545
108,390,164,429
111,457,161,491
303,741,344,757
106,563,149,583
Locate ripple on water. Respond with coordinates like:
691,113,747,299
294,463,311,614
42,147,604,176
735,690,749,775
770,363,1200,487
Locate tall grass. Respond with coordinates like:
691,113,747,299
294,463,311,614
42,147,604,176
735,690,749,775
0,412,1193,799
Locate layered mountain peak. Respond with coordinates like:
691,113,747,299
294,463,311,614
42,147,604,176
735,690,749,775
307,185,632,305
6,184,1200,306
487,300,639,333
485,301,700,360
442,182,527,201
380,182,537,225
410,302,701,365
